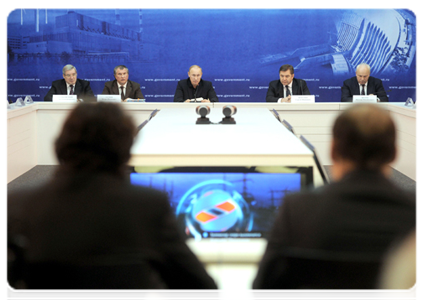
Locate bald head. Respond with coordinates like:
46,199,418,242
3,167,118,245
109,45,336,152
332,104,396,172
356,63,371,85
356,63,371,73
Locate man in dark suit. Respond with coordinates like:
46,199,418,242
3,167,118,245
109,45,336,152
341,63,388,102
44,64,94,101
174,65,218,102
266,64,311,102
102,65,144,101
8,102,217,289
253,104,415,289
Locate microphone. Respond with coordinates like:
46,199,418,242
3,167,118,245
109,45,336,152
196,105,210,117
195,105,211,124
222,105,237,117
220,105,237,124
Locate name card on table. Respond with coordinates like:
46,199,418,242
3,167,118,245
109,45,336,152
126,98,146,102
291,95,315,104
52,95,77,102
353,95,377,103
97,95,122,103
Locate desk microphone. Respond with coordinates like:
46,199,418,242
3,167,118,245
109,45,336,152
222,105,237,117
220,105,237,124
195,105,211,124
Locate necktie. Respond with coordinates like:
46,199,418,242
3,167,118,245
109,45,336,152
120,86,125,100
69,85,74,95
361,85,365,95
285,85,291,97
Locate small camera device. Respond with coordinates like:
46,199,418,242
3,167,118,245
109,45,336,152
195,105,211,124
220,105,237,124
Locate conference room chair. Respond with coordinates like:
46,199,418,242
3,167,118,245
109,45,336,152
137,120,149,132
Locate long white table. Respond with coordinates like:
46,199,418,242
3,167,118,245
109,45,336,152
130,107,323,182
7,102,416,183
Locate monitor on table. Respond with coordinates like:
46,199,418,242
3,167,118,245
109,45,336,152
130,166,313,240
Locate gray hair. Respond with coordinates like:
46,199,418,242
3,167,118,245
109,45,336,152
62,64,77,75
114,65,129,75
356,63,371,73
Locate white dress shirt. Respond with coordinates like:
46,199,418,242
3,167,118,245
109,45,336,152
278,82,293,103
66,82,76,95
118,82,128,98
359,82,368,95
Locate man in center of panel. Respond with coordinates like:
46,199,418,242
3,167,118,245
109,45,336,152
266,64,310,103
173,65,219,103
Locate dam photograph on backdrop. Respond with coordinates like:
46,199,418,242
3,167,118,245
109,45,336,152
7,9,416,102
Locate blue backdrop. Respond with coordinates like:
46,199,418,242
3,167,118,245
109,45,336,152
7,9,416,102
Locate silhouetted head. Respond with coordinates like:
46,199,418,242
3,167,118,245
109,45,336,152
55,102,136,177
331,104,396,179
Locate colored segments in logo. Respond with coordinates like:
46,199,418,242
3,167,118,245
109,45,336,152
191,190,240,232
177,179,252,239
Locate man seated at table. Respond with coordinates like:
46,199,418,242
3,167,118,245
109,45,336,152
253,103,415,289
266,64,311,103
44,64,94,102
341,63,388,102
173,65,218,103
102,65,144,102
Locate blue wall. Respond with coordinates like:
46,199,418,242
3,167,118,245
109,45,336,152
7,9,416,102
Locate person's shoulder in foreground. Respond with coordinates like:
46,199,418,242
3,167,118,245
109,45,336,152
377,225,421,300
8,102,217,289
253,103,415,289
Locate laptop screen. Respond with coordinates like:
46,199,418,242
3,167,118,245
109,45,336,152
130,166,312,240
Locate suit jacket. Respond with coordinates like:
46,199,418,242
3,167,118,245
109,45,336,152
341,76,388,102
174,78,218,102
253,170,415,289
44,79,95,101
266,78,311,102
8,172,217,289
102,80,144,100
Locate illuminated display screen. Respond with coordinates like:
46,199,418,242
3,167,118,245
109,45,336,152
130,167,312,239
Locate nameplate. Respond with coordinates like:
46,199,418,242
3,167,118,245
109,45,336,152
126,98,146,102
353,95,377,103
97,95,122,103
291,95,315,103
52,95,78,102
